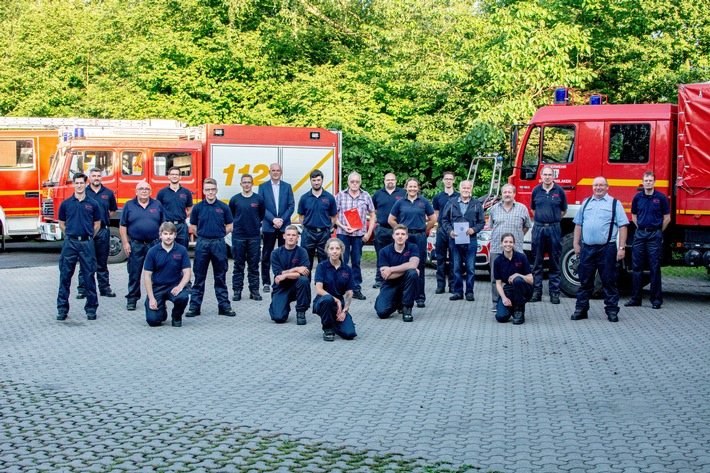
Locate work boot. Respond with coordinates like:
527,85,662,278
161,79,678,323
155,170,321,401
606,312,619,323
232,292,241,301
550,293,560,304
352,290,366,300
322,328,335,342
185,307,201,317
218,307,236,317
296,311,307,325
249,292,263,301
402,307,413,322
571,308,588,320
529,293,541,303
263,284,271,293
512,308,525,325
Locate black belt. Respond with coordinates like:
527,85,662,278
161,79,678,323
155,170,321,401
305,226,330,233
639,226,660,232
66,235,92,241
409,229,425,234
535,222,560,227
130,238,156,244
100,225,109,229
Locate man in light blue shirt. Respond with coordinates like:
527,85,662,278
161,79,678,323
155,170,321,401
572,177,629,322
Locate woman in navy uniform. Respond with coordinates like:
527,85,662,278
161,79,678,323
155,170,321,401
494,233,534,325
313,238,358,342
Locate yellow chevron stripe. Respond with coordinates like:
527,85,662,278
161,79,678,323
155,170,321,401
577,178,670,187
292,150,335,193
677,209,710,215
0,190,41,196
2,207,40,211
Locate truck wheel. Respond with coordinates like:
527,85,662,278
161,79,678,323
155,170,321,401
559,233,603,298
108,226,127,264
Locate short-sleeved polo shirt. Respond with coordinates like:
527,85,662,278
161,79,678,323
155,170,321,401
389,196,434,231
190,199,233,238
120,197,164,241
298,190,337,228
156,185,193,223
378,241,420,271
315,259,354,302
229,193,265,239
59,194,101,237
372,187,406,227
494,251,532,285
531,183,567,223
144,243,191,286
86,185,118,226
271,245,310,277
631,190,670,228
433,191,459,213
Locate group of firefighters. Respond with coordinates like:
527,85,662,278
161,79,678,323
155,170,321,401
55,163,670,340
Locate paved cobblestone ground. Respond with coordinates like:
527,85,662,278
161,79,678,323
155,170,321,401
1,259,709,472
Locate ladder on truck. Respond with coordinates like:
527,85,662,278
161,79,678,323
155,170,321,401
0,116,200,139
467,152,504,210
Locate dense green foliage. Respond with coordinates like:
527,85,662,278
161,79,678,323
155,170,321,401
1,0,708,195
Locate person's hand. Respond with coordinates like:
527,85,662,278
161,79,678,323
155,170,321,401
148,297,158,310
123,242,131,256
381,267,392,280
502,297,512,307
170,286,183,296
573,242,581,256
466,228,474,236
617,248,626,261
336,310,347,323
294,266,310,277
273,218,283,229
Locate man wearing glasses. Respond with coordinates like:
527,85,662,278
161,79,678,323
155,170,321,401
186,178,236,318
156,167,193,249
120,181,165,311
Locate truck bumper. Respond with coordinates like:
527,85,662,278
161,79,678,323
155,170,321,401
39,222,63,241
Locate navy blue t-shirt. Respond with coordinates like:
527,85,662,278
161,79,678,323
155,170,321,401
315,259,354,302
190,199,233,238
631,190,670,228
298,190,337,228
86,185,118,226
494,251,532,285
531,183,568,223
120,197,164,241
271,245,310,277
144,243,191,286
229,193,265,239
378,241,420,272
433,191,459,212
156,185,193,223
58,194,101,237
389,196,435,231
372,187,406,227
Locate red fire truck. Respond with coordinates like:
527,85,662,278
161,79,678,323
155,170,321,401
40,124,342,263
509,82,710,296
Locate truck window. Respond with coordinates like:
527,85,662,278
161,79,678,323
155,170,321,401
542,125,575,164
154,151,192,176
609,124,650,163
122,151,144,176
520,127,541,181
68,150,114,178
0,139,34,169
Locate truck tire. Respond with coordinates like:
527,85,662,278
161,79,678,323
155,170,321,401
108,226,127,264
559,233,603,298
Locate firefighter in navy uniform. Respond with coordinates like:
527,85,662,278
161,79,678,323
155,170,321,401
156,167,193,250
56,173,101,321
77,167,118,299
186,178,236,317
626,171,671,309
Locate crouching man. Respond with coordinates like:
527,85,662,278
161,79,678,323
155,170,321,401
494,233,533,325
313,238,358,342
374,224,420,322
144,222,191,327
268,225,312,325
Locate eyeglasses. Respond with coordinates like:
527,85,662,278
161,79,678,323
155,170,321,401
204,188,218,192
137,187,151,191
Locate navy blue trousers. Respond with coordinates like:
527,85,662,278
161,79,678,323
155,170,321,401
174,222,190,249
407,232,427,303
57,237,98,315
373,226,393,284
338,234,364,291
313,294,357,339
451,237,477,295
269,275,311,323
146,284,189,326
531,223,562,295
576,242,620,314
261,230,284,285
78,226,110,294
126,239,157,303
374,269,418,318
190,238,231,311
436,228,454,289
495,276,533,323
301,227,330,272
630,229,663,306
232,237,260,294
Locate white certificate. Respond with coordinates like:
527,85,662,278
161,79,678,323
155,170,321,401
454,222,470,244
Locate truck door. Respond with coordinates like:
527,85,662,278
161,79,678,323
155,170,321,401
601,122,655,212
117,149,147,205
151,149,199,206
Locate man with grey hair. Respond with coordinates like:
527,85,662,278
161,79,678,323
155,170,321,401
488,184,531,310
335,171,375,300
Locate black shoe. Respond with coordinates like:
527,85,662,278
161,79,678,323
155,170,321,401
435,286,445,294
550,293,560,304
397,307,403,315
56,313,67,321
185,308,201,317
353,290,366,300
76,292,86,300
416,301,425,308
449,293,463,301
465,293,475,302
571,309,588,320
402,307,413,322
232,293,241,301
297,311,307,325
373,282,382,289
512,311,525,325
100,290,116,297
126,301,137,311
250,292,263,301
86,313,97,321
624,300,641,307
448,287,454,294
652,303,662,310
263,284,271,293
218,308,236,317
607,312,619,322
172,320,182,327
529,293,541,303
323,328,335,342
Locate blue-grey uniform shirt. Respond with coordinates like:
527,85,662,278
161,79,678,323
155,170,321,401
573,194,629,245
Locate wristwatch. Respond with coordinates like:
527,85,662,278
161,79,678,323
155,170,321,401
618,246,625,250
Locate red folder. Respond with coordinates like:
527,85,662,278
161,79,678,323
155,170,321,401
343,208,364,230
